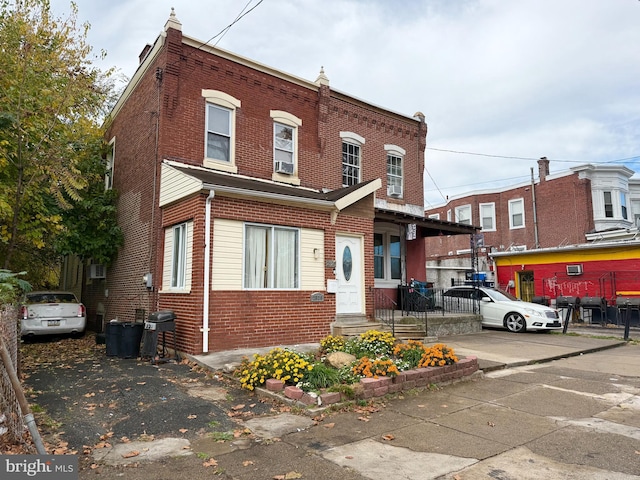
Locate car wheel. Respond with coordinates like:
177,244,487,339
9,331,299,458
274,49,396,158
505,313,526,333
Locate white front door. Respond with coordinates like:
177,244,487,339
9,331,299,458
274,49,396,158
335,235,363,315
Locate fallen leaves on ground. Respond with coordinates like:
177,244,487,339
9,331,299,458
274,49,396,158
322,423,335,429
273,472,302,480
122,450,140,458
243,460,254,466
382,434,395,441
202,457,218,467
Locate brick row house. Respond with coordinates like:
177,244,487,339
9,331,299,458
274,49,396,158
82,11,474,355
424,157,640,305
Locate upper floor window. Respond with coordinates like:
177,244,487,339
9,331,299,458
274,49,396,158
509,198,525,229
620,192,628,220
206,104,231,161
270,111,301,183
455,205,471,225
244,224,299,289
604,191,613,218
340,132,365,187
479,203,496,231
447,209,452,222
385,144,405,198
202,89,241,173
428,213,440,220
105,138,115,190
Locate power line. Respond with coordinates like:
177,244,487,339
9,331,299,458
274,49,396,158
423,166,447,204
426,147,640,165
194,0,265,50
166,0,265,69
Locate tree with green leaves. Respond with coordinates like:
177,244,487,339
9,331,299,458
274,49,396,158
0,0,122,286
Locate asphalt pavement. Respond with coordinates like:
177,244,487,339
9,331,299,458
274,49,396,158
22,326,640,479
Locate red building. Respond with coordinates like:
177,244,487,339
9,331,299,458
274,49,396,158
80,10,473,354
424,157,640,306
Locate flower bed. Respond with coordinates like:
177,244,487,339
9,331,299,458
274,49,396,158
235,330,479,407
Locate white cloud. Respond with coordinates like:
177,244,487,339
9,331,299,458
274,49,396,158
48,0,640,207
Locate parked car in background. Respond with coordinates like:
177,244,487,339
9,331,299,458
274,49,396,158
20,291,86,338
442,286,561,333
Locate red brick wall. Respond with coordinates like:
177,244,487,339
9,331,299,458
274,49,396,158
89,22,425,353
424,173,593,258
158,193,375,354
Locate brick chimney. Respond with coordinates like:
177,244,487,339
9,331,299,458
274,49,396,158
138,44,152,64
538,157,550,181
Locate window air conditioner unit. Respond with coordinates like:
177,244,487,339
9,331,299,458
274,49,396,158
275,161,294,175
89,264,106,279
566,264,583,276
388,185,402,197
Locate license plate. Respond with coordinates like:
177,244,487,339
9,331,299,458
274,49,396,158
48,320,60,326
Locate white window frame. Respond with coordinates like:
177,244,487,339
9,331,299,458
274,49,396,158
509,198,525,229
374,227,403,286
455,204,472,225
620,191,628,220
447,209,452,222
385,144,405,198
202,89,241,173
162,221,193,293
479,202,496,231
243,223,300,290
603,191,614,218
270,110,302,185
105,137,115,190
428,213,440,220
340,131,365,187
171,223,187,288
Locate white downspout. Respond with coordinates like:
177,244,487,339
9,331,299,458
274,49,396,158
201,190,215,353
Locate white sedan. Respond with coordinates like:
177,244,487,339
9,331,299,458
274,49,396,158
442,286,562,333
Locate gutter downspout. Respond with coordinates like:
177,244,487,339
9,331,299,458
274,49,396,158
201,190,215,353
531,167,540,249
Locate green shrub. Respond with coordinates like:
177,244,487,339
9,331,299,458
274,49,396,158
300,362,340,391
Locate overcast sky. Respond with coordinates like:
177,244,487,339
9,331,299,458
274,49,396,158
48,0,640,208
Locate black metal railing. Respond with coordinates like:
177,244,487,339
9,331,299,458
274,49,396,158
372,287,397,336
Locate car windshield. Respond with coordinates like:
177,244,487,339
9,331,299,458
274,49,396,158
27,293,78,304
483,288,519,302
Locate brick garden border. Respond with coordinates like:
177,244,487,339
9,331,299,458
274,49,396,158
262,355,480,408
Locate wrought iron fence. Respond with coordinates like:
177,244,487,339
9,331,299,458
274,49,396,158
372,287,397,335
0,305,27,446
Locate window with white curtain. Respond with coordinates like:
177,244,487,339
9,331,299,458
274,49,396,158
244,224,299,289
455,204,472,225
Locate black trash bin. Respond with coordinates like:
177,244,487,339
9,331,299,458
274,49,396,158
105,321,144,359
105,322,120,357
119,322,144,358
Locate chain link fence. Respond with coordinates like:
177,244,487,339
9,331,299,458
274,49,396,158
0,305,26,445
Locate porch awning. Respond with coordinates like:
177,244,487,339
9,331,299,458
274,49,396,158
375,207,478,237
